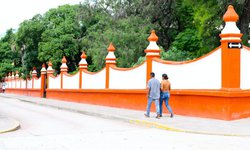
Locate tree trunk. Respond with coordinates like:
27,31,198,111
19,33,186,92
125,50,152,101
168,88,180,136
239,0,250,45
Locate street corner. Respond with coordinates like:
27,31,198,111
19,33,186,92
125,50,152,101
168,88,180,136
0,117,20,134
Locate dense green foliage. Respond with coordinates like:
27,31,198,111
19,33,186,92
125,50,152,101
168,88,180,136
0,0,249,79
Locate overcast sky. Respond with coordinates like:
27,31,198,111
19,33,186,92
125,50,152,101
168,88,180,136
0,0,84,37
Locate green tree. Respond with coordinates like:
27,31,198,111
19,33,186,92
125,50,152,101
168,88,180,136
0,29,21,79
16,14,45,76
38,5,82,73
78,2,154,71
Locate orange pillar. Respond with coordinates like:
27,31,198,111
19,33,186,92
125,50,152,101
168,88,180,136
40,63,47,98
79,52,88,89
11,72,15,88
60,56,68,89
32,67,37,89
105,43,116,89
15,71,19,88
144,30,161,83
46,61,54,89
219,5,242,89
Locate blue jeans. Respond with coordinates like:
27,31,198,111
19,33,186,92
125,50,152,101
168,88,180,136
146,97,160,116
160,92,173,116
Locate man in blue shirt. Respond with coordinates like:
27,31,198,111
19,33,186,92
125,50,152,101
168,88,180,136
144,72,161,118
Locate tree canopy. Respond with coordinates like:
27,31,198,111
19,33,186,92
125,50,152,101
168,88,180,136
0,0,249,79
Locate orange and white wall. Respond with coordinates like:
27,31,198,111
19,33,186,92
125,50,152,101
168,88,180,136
5,5,250,120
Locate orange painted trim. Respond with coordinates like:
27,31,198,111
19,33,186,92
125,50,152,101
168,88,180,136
110,61,146,71
47,74,58,79
153,46,221,65
106,65,109,89
63,72,79,77
220,39,242,43
6,88,41,91
45,88,250,120
219,33,242,38
105,58,116,60
144,49,161,53
61,73,63,89
6,88,41,97
82,68,105,75
171,89,250,97
79,70,82,89
243,45,250,50
46,88,250,96
46,89,146,93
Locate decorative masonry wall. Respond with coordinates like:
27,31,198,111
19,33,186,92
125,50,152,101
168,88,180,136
5,5,250,120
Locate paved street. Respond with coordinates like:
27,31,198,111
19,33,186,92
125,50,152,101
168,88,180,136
1,96,250,150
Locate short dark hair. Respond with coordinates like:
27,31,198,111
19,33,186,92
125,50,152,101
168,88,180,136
150,72,155,77
162,73,168,80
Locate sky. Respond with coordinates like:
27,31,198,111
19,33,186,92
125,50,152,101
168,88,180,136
0,0,84,37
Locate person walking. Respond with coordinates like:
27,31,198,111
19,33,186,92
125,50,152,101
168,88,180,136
144,72,161,119
159,73,174,118
2,81,6,93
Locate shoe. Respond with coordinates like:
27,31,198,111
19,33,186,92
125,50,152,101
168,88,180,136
170,114,174,118
160,114,162,117
156,114,160,119
144,114,149,118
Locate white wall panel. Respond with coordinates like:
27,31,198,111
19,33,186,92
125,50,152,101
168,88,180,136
48,75,61,89
153,49,222,89
16,80,21,88
27,79,32,89
63,72,79,89
33,78,41,89
241,48,250,89
82,70,106,89
21,80,26,89
109,63,146,89
11,80,15,88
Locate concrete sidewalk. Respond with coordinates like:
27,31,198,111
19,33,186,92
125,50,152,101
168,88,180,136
1,93,250,136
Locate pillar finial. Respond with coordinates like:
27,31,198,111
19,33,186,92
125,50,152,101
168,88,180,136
41,63,47,74
106,43,116,64
47,61,54,75
148,30,158,42
220,5,242,42
60,56,68,72
15,70,19,78
32,67,37,77
107,43,115,52
79,52,88,70
144,30,161,57
223,5,239,22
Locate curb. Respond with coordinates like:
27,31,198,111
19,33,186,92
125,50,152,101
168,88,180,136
4,95,250,137
0,118,20,134
129,119,250,137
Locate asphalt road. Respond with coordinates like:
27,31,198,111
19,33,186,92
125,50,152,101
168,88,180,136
0,97,250,150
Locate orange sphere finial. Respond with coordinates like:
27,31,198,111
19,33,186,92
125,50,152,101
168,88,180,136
223,5,239,22
62,56,67,63
148,30,158,42
107,43,115,52
81,52,87,59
